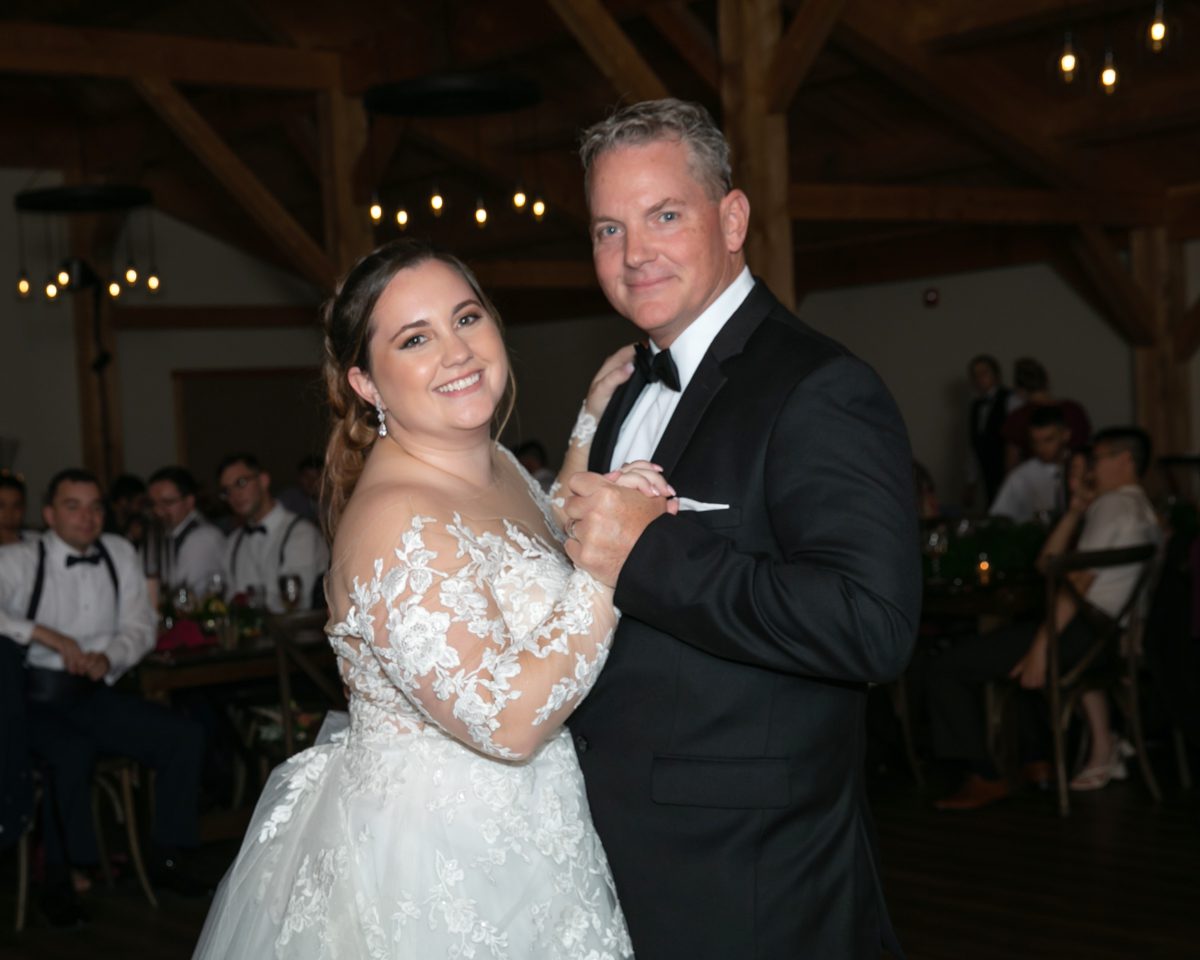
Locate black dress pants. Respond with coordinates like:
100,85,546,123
26,680,204,868
926,615,1100,769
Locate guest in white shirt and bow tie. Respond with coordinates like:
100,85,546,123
217,453,330,612
147,466,226,599
989,405,1071,524
0,468,207,925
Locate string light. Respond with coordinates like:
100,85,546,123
146,270,161,293
16,271,31,298
512,186,528,211
44,277,59,300
1148,0,1167,51
1100,47,1118,94
107,279,122,299
474,197,488,227
430,186,445,216
531,197,546,221
124,262,138,285
1058,31,1077,83
56,266,70,288
368,196,383,224
395,207,409,229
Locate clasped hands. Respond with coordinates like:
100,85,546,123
32,624,110,681
563,460,679,588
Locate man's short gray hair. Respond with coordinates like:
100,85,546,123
579,98,732,202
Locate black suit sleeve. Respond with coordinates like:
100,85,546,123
614,356,921,684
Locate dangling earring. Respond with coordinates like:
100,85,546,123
375,399,388,438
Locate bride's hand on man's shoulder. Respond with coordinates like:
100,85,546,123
603,461,680,513
584,344,637,419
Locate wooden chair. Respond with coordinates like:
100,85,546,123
91,756,158,908
13,774,41,933
1043,542,1158,817
266,610,342,758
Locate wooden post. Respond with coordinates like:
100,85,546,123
1131,227,1191,461
319,90,373,274
718,0,795,309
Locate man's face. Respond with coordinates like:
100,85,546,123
970,361,997,395
1029,423,1068,464
0,488,25,535
1090,442,1134,494
43,480,104,552
298,466,321,499
587,139,748,347
148,479,194,529
219,462,271,522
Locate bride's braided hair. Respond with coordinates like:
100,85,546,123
320,239,515,539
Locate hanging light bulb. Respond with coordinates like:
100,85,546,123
16,271,31,298
1148,0,1167,51
107,278,122,299
1058,31,1077,83
474,197,488,227
124,262,138,286
531,197,546,221
512,185,528,211
430,186,445,216
146,269,161,293
369,195,383,225
44,277,59,300
395,207,409,229
1100,47,1118,94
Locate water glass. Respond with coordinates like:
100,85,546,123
279,574,303,612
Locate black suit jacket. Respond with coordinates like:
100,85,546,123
568,280,920,959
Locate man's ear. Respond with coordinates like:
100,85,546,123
42,504,54,529
348,366,378,407
720,189,750,254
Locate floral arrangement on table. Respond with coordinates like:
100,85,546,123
157,589,265,651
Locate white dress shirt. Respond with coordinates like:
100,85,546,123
167,510,226,598
988,458,1064,524
611,267,755,470
1077,485,1161,621
223,501,330,612
0,531,157,683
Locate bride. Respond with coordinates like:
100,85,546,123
194,240,674,959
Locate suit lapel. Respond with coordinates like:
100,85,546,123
588,364,649,473
651,280,776,477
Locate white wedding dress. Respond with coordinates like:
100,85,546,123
194,460,631,959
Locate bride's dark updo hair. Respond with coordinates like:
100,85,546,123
320,239,515,539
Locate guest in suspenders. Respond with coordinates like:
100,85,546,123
147,466,225,598
217,453,329,612
0,469,207,926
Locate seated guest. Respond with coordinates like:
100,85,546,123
147,466,226,598
0,470,29,545
0,469,207,924
1001,357,1091,471
277,454,323,523
515,440,556,492
965,353,1022,509
989,405,1070,524
217,453,329,612
104,473,149,549
928,428,1159,809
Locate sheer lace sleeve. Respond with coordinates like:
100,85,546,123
335,512,617,761
547,402,598,528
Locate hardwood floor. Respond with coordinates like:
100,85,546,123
2,776,1196,958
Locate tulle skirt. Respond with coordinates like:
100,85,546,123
193,715,631,959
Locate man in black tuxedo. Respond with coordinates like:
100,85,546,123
563,99,920,958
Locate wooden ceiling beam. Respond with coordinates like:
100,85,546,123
912,0,1148,50
0,21,339,90
767,0,846,113
470,259,596,290
112,304,318,330
1175,298,1200,361
134,77,336,290
545,0,671,102
1067,225,1155,345
788,182,1163,226
644,1,720,92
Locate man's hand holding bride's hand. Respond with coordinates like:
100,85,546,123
583,345,637,419
563,467,677,588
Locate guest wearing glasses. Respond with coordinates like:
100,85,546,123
147,466,225,599
217,453,329,612
0,468,206,925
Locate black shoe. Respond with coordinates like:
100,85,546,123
150,853,214,898
38,885,89,929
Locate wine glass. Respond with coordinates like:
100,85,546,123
279,573,303,613
172,584,194,616
924,523,949,583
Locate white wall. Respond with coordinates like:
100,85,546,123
798,262,1139,508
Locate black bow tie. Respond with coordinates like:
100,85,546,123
634,343,681,392
243,524,267,536
65,553,102,568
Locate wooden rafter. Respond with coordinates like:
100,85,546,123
788,183,1163,226
912,0,1149,49
545,0,670,102
644,2,720,91
134,77,337,290
766,0,846,113
1068,226,1154,346
470,260,596,289
112,305,319,330
319,91,372,272
0,21,339,90
1175,298,1200,361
